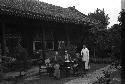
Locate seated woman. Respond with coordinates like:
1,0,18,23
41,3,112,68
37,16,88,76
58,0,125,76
53,61,60,79
45,57,54,77
52,51,63,79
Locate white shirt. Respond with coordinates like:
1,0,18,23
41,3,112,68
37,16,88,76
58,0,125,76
45,58,50,64
81,48,89,61
65,54,69,59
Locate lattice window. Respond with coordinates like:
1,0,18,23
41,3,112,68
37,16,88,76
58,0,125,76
44,30,54,50
33,41,42,51
45,41,54,50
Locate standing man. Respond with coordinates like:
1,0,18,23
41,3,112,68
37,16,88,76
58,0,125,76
81,45,90,71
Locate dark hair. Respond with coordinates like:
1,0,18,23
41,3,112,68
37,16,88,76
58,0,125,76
83,45,86,47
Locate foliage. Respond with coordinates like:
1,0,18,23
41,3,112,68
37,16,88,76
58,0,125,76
108,24,121,60
93,24,120,58
84,8,110,58
92,24,120,51
88,8,110,30
118,9,125,25
108,24,121,47
83,9,121,58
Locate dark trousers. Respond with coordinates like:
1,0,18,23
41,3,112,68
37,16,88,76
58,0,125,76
81,61,85,70
72,62,85,76
47,67,54,77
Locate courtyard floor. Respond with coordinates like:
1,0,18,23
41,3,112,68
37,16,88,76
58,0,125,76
0,63,108,84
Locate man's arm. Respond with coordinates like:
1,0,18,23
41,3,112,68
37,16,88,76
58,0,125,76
87,49,89,60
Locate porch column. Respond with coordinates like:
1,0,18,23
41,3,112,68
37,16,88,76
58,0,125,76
1,20,6,56
42,26,46,60
0,22,2,56
65,26,70,46
26,31,33,57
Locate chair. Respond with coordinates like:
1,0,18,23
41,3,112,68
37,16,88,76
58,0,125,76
39,65,47,75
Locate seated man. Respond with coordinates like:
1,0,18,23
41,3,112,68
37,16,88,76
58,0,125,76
73,53,83,75
64,51,71,62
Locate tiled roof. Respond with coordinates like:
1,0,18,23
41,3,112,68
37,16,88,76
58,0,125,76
0,0,101,25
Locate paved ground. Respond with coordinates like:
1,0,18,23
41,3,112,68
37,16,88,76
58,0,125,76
0,63,108,84
16,63,107,84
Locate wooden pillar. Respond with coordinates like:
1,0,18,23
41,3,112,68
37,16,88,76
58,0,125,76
1,20,6,56
65,25,70,46
27,31,33,57
0,21,2,57
42,25,46,60
94,47,95,58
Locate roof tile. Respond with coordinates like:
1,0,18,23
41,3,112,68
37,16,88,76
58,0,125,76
0,0,101,25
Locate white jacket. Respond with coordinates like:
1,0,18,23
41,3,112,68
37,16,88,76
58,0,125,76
81,48,89,61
